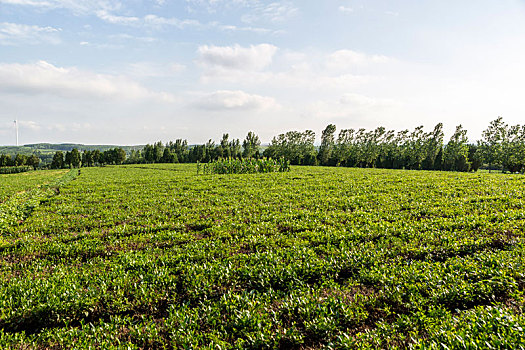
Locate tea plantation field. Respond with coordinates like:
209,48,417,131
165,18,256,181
0,164,524,349
0,170,67,203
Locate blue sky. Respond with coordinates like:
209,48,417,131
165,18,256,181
1,0,525,145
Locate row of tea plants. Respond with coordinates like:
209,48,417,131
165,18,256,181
0,164,523,348
198,157,290,175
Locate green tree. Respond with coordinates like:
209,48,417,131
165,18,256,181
0,154,11,167
114,148,126,165
361,127,386,168
318,124,336,165
64,151,72,168
162,148,177,163
422,123,444,170
127,150,142,164
14,154,26,166
92,150,101,165
169,139,189,163
443,125,470,172
70,148,81,168
479,117,506,172
242,131,261,159
51,151,64,169
334,128,356,167
205,139,216,162
27,154,40,169
468,144,482,172
153,141,164,163
264,130,316,165
220,134,231,158
500,124,525,173
143,144,155,163
189,145,206,162
229,139,242,159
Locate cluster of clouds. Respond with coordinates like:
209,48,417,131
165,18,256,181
194,90,277,111
0,0,122,14
0,40,398,111
0,40,400,141
0,0,294,36
197,44,278,71
4,1,520,144
0,22,61,45
185,0,298,23
0,43,389,106
0,60,175,102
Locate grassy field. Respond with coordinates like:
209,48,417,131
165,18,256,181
0,170,67,203
0,164,524,349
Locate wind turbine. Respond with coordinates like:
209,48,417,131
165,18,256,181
14,119,19,146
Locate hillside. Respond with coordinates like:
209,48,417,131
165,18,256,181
0,143,144,156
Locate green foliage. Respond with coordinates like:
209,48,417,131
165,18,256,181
242,131,261,159
332,124,446,171
0,166,33,174
500,124,525,173
479,116,507,171
51,151,64,169
263,130,317,165
65,148,82,168
0,169,77,232
0,165,524,348
199,157,290,174
443,125,470,172
0,169,67,203
318,124,336,166
4,118,525,174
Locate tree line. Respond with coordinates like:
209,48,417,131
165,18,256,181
2,117,524,173
49,148,127,169
0,153,40,169
126,132,260,165
261,118,522,173
120,117,525,173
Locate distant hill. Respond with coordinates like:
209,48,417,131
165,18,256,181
0,143,144,157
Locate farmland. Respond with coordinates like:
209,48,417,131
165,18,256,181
0,164,524,349
0,170,67,203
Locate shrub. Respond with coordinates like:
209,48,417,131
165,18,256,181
198,158,290,174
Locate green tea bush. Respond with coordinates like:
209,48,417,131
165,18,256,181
1,164,524,349
198,157,290,174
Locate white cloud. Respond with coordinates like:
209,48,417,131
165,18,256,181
94,12,273,33
0,0,53,6
125,61,185,78
185,0,296,25
185,0,258,13
193,90,277,110
197,47,378,91
197,43,277,71
0,60,175,102
0,0,123,15
19,120,41,130
214,23,273,34
0,22,61,45
1,0,277,34
338,6,353,13
326,50,391,70
241,2,298,24
108,33,157,43
143,14,201,29
305,94,403,125
340,93,400,108
96,10,140,25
